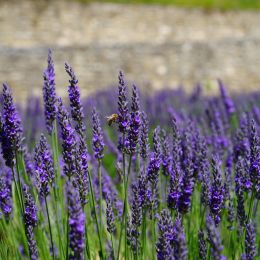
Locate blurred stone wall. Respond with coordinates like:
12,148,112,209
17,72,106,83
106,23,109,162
0,0,260,102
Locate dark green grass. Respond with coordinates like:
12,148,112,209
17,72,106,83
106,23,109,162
77,0,260,10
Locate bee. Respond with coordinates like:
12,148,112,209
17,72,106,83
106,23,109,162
106,113,118,126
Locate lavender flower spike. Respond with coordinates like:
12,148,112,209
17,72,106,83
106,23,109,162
67,181,85,260
0,169,12,218
57,98,77,178
106,198,116,234
210,156,225,225
156,209,174,260
139,111,149,160
34,134,54,197
218,79,235,116
65,62,85,135
117,71,129,134
43,49,57,134
245,220,256,260
206,215,226,260
125,84,141,154
92,107,105,160
2,83,23,156
23,185,38,260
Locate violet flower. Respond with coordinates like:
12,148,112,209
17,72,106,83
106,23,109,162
125,84,141,154
198,230,207,260
210,156,225,225
139,111,149,161
0,168,12,218
65,62,85,135
117,71,129,134
1,83,23,166
67,181,85,260
23,185,38,260
106,197,115,234
43,49,57,135
57,98,77,178
245,220,256,260
34,134,54,197
92,107,104,160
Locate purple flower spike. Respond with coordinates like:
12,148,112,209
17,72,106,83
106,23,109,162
125,84,141,154
67,181,85,260
43,49,57,134
245,220,256,260
139,111,149,160
117,71,129,134
161,129,171,176
218,79,235,116
65,62,85,135
106,197,116,234
57,98,77,178
92,107,105,160
198,230,207,260
34,134,54,197
156,209,174,260
1,83,23,166
249,119,260,197
0,169,12,218
206,215,226,260
210,156,225,225
23,185,38,260
147,127,161,188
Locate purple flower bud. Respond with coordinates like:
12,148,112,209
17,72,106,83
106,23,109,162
245,220,256,260
57,98,77,178
218,80,235,116
206,215,226,260
43,49,57,134
0,168,12,218
67,181,85,260
156,209,174,260
198,230,207,260
65,63,85,135
1,83,23,166
117,71,129,134
167,166,180,211
92,107,104,160
210,156,225,225
125,85,141,154
23,185,38,260
161,130,171,176
139,111,149,160
34,134,54,197
106,197,116,234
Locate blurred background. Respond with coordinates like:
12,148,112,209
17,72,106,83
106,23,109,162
0,0,260,103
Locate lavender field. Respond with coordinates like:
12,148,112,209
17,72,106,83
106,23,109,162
0,50,260,259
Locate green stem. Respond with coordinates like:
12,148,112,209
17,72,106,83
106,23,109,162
151,187,156,260
45,196,55,260
85,224,91,260
111,234,115,260
247,191,255,223
141,209,147,260
98,159,102,233
117,134,126,260
15,153,25,213
88,171,104,259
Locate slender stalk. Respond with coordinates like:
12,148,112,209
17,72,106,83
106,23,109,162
85,224,91,260
11,167,23,214
111,234,115,260
88,171,104,259
151,187,156,260
15,153,25,213
117,134,126,260
98,159,102,232
125,154,133,259
45,196,55,260
246,190,255,223
141,209,147,260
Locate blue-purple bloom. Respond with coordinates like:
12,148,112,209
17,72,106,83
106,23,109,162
125,84,141,154
117,71,129,134
106,197,116,234
210,156,225,225
23,184,38,260
43,49,57,134
34,134,54,197
139,111,149,160
65,62,85,135
67,181,85,260
0,168,12,218
245,220,256,260
57,98,77,178
1,83,23,167
92,107,105,160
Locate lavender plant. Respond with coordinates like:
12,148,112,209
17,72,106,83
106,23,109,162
0,51,260,260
